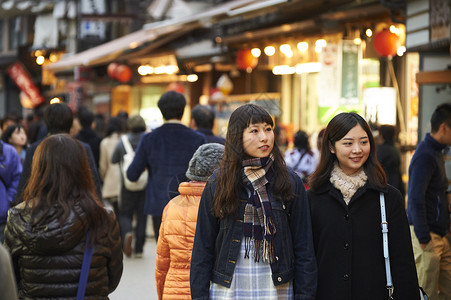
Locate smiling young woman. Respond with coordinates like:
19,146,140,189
307,112,420,300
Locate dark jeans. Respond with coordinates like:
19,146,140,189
0,223,5,244
119,192,147,254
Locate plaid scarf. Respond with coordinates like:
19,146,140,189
241,154,276,263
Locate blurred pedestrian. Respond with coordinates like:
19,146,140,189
190,104,225,144
4,134,123,299
99,117,122,215
308,112,420,299
407,103,451,300
126,91,206,242
26,105,46,144
284,130,316,187
0,140,22,243
0,243,18,300
155,142,224,299
112,114,148,258
190,104,317,299
117,110,129,133
0,114,18,134
94,113,107,138
1,124,28,165
274,124,289,153
15,103,102,205
75,106,102,169
377,124,405,198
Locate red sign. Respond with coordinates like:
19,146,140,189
8,62,44,107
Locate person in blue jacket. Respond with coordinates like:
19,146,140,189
407,103,451,300
126,91,206,242
0,140,22,243
190,104,317,299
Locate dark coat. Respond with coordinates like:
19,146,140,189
377,141,405,197
407,133,449,243
75,128,102,169
126,122,206,216
4,202,123,299
308,182,419,300
190,169,317,299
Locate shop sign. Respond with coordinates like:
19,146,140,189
341,40,359,105
80,0,106,39
7,62,44,107
67,82,83,111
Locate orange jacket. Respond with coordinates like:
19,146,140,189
155,181,206,300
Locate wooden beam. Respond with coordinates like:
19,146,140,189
416,70,451,84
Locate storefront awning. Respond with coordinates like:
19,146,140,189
44,0,260,72
44,26,180,72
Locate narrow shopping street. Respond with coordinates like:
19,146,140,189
110,224,158,300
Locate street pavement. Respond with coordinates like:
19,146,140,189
110,221,158,300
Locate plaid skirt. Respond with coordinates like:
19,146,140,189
210,240,293,299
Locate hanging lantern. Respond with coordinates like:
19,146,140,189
115,65,132,83
236,49,258,71
373,29,400,57
216,74,233,95
107,62,119,79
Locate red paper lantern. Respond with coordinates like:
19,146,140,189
115,65,132,83
373,29,400,57
236,49,258,71
107,62,119,79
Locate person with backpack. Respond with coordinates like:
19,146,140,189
112,114,148,258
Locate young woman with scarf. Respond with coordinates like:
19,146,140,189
307,112,420,300
190,104,317,299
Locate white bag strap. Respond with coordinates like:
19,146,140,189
380,192,394,299
121,135,134,155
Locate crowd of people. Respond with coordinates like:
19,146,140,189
0,93,449,300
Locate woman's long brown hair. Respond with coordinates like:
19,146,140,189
213,104,292,218
23,134,112,245
309,112,386,191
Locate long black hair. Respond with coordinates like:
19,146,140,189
309,112,386,191
213,104,292,218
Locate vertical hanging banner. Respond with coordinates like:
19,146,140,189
317,43,341,124
8,62,45,107
67,82,83,111
341,40,359,106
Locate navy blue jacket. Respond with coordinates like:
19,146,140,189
190,169,317,300
0,141,22,224
407,133,449,243
126,122,206,216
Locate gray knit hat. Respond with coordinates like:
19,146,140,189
186,143,224,181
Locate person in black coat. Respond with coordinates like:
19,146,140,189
307,112,420,300
14,103,102,205
377,124,405,198
74,106,102,169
